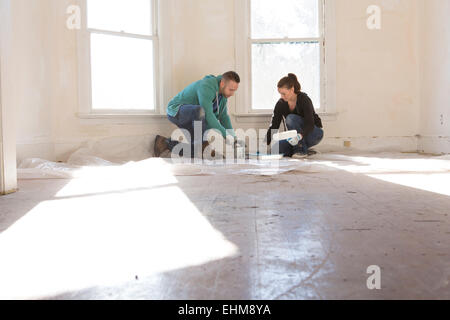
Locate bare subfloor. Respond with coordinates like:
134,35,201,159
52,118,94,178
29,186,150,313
0,152,449,300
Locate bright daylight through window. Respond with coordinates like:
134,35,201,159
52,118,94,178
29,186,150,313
87,0,156,111
251,0,322,110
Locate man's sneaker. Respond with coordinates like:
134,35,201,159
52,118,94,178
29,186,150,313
154,135,170,157
307,149,318,156
292,152,308,159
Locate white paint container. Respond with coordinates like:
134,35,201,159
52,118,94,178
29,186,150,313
236,146,245,159
273,130,302,146
273,130,298,141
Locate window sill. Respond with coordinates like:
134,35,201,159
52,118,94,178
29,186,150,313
76,112,168,124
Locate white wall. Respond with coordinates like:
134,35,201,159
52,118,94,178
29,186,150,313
171,0,236,90
13,0,441,162
329,0,420,143
11,0,54,162
0,0,17,193
418,0,450,154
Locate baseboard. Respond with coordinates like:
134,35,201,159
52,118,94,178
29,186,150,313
316,136,419,153
417,136,450,155
16,140,55,165
1,188,18,196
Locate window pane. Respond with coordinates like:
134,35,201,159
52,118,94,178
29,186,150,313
90,33,155,110
252,42,320,110
87,0,152,35
251,0,319,39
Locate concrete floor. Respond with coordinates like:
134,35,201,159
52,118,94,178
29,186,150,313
0,152,449,299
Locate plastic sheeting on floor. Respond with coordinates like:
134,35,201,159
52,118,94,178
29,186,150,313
17,136,450,180
17,157,315,180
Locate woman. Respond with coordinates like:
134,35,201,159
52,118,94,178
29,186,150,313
266,74,324,158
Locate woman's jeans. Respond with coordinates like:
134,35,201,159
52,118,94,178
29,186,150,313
271,114,324,157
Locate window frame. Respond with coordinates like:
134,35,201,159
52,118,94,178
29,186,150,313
234,0,336,118
77,0,163,117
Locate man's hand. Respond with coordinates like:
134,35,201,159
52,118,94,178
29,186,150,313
225,135,236,146
235,139,246,148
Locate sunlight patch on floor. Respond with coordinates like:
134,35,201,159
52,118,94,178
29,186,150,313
0,176,238,299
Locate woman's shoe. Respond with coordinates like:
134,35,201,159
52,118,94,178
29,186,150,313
292,152,308,159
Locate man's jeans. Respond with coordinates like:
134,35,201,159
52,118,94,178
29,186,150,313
271,114,324,157
167,105,207,157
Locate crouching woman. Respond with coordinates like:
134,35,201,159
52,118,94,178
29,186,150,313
266,74,324,158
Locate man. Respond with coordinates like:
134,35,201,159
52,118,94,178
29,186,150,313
154,71,240,158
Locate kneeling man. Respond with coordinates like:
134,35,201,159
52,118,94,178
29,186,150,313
154,71,240,158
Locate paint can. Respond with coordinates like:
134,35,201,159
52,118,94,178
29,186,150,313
236,145,245,160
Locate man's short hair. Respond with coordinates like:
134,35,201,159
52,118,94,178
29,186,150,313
222,71,240,84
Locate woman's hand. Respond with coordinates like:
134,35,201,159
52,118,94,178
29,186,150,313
287,134,303,146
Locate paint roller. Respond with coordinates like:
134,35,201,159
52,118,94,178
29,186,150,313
273,130,303,146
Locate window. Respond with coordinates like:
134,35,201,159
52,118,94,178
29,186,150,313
235,0,336,116
78,0,159,114
251,0,322,111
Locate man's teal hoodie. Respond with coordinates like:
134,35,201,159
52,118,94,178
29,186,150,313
167,75,235,138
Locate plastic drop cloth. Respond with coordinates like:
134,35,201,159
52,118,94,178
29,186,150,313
17,157,312,180
17,135,450,180
17,135,311,180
